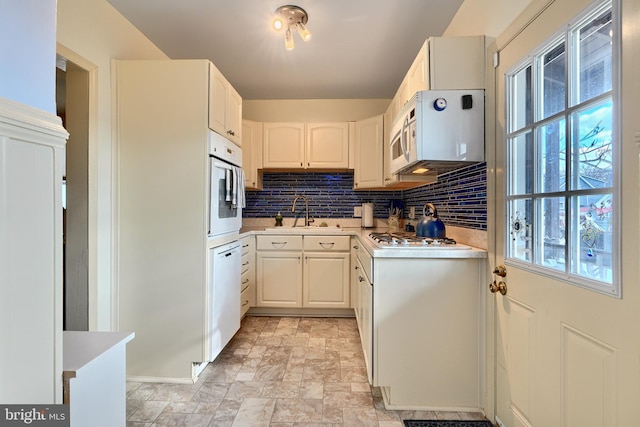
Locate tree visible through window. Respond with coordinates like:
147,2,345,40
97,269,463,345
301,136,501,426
505,0,618,295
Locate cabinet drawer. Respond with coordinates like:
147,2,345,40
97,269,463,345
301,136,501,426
241,285,253,317
303,235,350,251
256,235,303,251
241,268,251,291
241,252,251,274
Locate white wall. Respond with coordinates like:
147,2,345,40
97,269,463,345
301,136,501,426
0,0,57,113
56,0,168,330
444,0,533,37
244,99,390,122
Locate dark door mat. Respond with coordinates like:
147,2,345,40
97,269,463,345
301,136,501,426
403,420,494,427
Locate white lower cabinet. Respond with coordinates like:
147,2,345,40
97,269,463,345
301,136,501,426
352,239,373,384
256,235,303,308
303,252,350,308
373,256,483,409
256,251,303,308
240,235,255,317
256,234,350,309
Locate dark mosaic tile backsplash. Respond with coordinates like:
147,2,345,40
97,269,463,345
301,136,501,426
244,162,486,230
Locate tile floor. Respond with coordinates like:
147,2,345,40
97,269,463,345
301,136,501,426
126,316,489,426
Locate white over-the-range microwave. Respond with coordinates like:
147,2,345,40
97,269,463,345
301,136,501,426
389,89,485,176
208,131,243,237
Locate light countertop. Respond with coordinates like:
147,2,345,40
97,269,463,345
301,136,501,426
239,224,487,259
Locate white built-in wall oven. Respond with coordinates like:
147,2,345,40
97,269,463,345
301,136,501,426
208,131,243,237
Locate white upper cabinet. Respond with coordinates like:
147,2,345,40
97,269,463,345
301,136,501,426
209,63,242,146
263,122,306,168
428,35,485,90
408,41,428,95
263,122,349,169
389,35,485,123
241,120,263,190
353,114,384,189
306,123,349,168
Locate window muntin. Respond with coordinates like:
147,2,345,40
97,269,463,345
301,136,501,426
505,1,618,296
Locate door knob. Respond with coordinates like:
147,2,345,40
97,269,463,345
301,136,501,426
489,280,507,295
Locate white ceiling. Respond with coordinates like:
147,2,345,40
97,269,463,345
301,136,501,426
106,0,464,100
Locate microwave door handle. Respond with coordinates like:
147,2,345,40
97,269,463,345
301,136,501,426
401,116,410,161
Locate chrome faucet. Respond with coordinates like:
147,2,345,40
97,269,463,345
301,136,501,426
291,195,314,227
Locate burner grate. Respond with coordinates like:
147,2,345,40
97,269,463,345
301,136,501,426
368,232,457,246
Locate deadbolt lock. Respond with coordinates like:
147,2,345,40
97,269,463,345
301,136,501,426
493,265,507,277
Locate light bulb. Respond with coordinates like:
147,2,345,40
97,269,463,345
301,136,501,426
273,18,283,31
285,27,294,50
296,21,312,41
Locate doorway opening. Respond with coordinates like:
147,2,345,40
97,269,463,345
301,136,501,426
56,51,93,331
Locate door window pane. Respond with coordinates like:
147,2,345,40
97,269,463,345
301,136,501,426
539,118,566,193
573,9,613,104
509,131,533,195
572,193,613,283
537,197,566,271
541,43,566,119
508,199,532,262
571,99,614,189
510,66,532,132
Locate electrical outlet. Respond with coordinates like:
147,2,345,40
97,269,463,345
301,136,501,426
353,206,362,218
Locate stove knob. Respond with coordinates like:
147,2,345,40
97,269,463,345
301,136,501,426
402,239,410,245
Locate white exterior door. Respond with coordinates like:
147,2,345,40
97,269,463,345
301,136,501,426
490,0,640,426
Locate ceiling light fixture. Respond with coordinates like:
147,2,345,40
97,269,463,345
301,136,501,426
273,5,312,50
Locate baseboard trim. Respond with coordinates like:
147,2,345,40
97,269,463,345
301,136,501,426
246,307,355,318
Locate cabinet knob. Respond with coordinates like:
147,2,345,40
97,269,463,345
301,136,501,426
227,130,235,136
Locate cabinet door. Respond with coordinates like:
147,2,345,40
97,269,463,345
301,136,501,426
350,249,359,311
226,85,242,146
303,252,350,308
256,251,302,308
408,40,428,94
263,123,305,168
429,35,485,90
241,120,263,190
209,63,243,146
353,115,384,189
394,76,410,116
209,64,227,137
359,274,373,384
306,123,349,168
